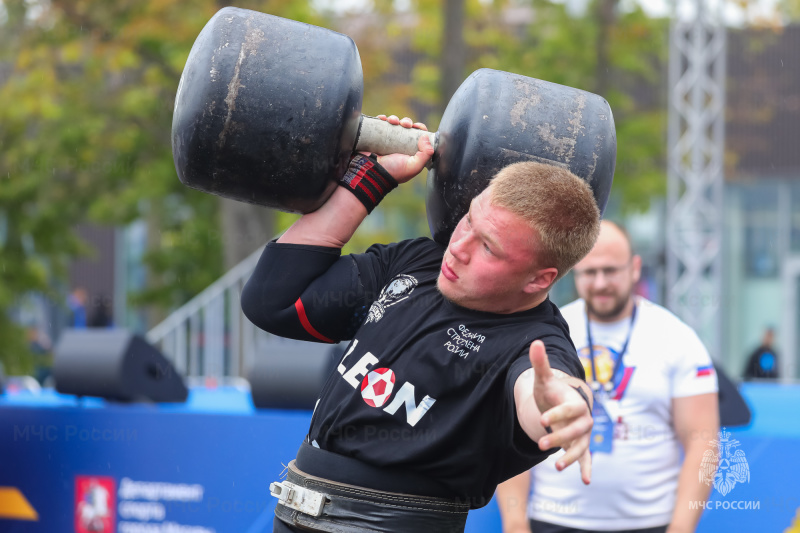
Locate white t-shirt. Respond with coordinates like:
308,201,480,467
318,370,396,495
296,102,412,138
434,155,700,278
528,297,718,530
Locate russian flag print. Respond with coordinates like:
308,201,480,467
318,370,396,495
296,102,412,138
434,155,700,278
696,365,715,377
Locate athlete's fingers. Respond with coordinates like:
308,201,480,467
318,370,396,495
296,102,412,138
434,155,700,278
540,401,586,429
578,448,592,485
412,122,428,131
537,414,593,451
554,434,590,471
529,340,554,393
416,134,435,157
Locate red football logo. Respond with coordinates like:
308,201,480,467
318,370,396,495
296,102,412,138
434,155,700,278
360,368,396,407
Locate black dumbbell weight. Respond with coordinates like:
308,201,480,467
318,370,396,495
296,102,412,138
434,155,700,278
172,7,365,213
172,7,616,242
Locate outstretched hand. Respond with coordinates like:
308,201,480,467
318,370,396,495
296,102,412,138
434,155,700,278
371,114,434,183
528,340,593,485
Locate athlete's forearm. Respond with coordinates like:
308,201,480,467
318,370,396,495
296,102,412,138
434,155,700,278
278,186,368,249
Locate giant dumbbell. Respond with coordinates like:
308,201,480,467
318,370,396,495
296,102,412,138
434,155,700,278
172,7,616,244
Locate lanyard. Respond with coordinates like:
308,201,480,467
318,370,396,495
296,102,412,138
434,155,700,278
586,301,637,392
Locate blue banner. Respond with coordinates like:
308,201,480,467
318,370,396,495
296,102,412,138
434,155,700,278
1,383,798,532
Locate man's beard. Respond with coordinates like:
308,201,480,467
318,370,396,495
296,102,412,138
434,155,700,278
585,291,632,321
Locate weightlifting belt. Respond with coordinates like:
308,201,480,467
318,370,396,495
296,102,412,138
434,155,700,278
271,461,469,532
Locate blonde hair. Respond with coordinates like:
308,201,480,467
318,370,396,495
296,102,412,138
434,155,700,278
489,161,601,282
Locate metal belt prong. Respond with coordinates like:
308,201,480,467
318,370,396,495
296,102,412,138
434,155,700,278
269,480,326,517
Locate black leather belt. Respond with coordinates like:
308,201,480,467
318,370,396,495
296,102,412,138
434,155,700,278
271,460,469,532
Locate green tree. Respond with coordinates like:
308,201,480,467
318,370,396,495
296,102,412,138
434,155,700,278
307,0,671,260
0,0,321,372
0,0,678,375
404,0,670,212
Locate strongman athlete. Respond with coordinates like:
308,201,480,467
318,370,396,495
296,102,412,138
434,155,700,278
241,116,598,532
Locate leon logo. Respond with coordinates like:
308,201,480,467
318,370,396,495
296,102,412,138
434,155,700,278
365,274,417,324
700,429,750,496
75,476,116,533
339,340,436,426
361,368,396,407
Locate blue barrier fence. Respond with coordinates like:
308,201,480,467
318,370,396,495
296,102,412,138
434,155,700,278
1,383,798,532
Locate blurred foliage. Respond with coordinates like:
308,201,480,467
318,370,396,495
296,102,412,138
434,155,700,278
0,0,692,373
284,0,671,252
403,0,670,213
0,0,321,372
783,0,800,21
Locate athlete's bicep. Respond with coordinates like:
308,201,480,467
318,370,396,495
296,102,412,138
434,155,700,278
241,242,369,343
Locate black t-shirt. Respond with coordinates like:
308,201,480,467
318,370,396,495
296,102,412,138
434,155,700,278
306,237,583,505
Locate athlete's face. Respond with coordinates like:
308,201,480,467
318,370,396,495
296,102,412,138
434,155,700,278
573,221,641,322
437,189,556,314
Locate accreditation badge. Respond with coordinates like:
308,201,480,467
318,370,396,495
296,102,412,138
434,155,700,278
589,389,614,454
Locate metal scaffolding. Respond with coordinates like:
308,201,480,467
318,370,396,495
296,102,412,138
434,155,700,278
666,0,726,360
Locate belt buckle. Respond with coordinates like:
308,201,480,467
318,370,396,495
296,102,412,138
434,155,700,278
270,480,326,517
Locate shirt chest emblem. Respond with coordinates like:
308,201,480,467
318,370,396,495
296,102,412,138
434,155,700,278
365,274,418,324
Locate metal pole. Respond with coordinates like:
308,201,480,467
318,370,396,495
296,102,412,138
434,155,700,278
666,0,726,361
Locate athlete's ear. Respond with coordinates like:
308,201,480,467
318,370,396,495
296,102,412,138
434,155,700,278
523,268,558,294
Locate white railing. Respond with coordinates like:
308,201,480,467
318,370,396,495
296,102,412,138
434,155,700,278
146,245,270,378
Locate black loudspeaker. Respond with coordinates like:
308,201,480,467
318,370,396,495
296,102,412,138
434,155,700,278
53,329,188,403
248,339,340,410
715,362,752,427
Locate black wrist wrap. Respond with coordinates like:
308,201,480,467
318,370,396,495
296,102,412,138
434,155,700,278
573,385,592,411
338,153,398,213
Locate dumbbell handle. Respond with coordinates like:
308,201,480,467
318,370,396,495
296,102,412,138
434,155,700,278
355,115,438,156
